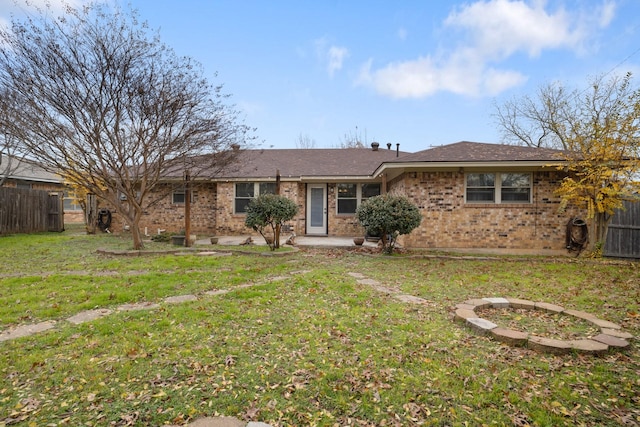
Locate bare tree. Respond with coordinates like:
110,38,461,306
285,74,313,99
295,133,317,149
494,73,640,252
336,126,367,148
0,3,254,249
0,89,25,186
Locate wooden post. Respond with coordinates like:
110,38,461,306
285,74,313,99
184,170,191,247
275,169,281,247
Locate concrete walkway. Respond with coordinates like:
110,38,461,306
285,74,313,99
196,235,376,248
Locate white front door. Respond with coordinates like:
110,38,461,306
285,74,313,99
306,184,327,235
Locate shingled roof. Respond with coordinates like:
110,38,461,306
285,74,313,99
0,154,61,183
388,141,566,163
214,147,408,180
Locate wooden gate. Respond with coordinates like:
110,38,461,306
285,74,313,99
0,187,64,234
47,192,64,232
605,200,640,259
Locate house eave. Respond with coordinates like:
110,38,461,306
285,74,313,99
374,160,565,178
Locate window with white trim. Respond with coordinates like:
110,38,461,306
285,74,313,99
337,183,381,214
466,173,531,204
171,188,198,204
234,182,277,213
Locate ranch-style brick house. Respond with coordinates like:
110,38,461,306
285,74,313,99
121,141,584,254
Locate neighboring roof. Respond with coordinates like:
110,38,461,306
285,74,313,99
214,147,409,180
0,153,61,184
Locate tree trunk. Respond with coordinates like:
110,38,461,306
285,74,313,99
274,223,281,249
586,213,610,254
131,224,145,250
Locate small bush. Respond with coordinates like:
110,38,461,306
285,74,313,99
245,194,298,250
356,194,422,254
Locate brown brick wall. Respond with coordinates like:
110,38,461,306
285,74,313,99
215,181,307,236
109,183,218,236
391,170,585,251
325,183,365,237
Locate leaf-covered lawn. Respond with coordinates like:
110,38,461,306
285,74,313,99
0,229,638,426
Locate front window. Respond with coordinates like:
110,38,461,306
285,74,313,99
500,173,531,203
337,183,381,214
234,182,278,213
466,173,495,202
466,173,531,204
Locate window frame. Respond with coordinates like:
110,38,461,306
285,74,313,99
172,189,197,205
234,182,277,214
465,172,531,204
336,182,381,215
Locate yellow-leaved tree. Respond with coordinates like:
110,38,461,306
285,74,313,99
495,73,640,253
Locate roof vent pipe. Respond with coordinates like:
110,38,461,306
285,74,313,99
371,142,379,151
387,143,392,150
396,143,400,157
231,144,240,151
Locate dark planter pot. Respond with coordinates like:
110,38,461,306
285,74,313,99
171,235,186,246
353,237,365,246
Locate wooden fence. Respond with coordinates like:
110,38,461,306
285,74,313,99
0,187,64,234
605,199,640,259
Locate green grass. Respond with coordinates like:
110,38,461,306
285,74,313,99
0,229,639,426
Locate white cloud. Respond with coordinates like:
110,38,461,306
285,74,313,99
358,0,616,99
327,45,349,77
315,37,350,77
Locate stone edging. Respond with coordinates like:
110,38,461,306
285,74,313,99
454,297,635,354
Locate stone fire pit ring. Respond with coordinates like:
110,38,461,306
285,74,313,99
454,297,634,355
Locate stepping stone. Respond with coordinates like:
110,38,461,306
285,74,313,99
483,297,510,308
267,276,289,282
454,308,477,323
563,309,598,321
348,272,365,278
67,309,113,325
394,294,428,304
117,302,160,311
0,321,56,342
600,328,634,340
591,333,630,349
372,285,397,294
567,339,609,354
535,302,564,314
491,327,528,346
586,318,621,330
506,298,536,309
164,295,198,304
466,318,497,335
463,299,493,310
357,278,380,286
205,289,230,296
528,336,571,354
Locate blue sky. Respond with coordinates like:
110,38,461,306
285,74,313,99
2,1,640,152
